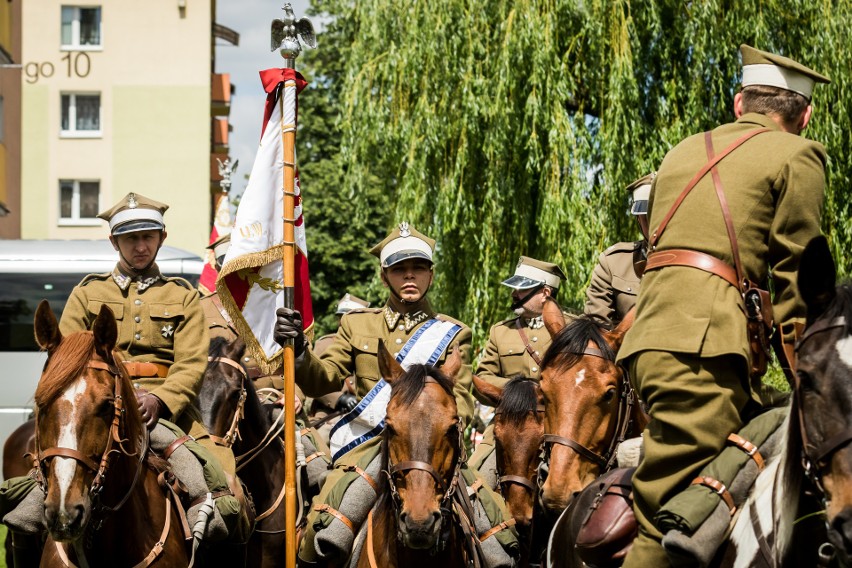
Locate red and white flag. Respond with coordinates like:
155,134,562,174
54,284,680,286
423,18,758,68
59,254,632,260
216,68,313,373
198,192,232,296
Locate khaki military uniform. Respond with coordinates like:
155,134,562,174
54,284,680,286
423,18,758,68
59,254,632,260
619,113,826,567
297,299,475,563
58,264,236,475
584,240,644,324
469,315,554,470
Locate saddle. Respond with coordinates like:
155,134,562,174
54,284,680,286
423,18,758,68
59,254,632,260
575,467,637,567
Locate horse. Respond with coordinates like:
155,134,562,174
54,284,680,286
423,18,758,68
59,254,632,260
537,303,648,515
355,341,480,568
472,374,545,565
32,299,189,567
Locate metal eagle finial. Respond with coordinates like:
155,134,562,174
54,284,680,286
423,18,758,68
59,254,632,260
216,158,238,193
271,3,316,64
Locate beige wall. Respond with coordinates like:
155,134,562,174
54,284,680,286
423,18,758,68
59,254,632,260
0,0,22,238
19,1,211,256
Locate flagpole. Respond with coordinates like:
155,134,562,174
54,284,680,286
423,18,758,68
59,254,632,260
273,5,313,568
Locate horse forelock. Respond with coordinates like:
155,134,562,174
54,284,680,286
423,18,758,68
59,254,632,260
208,336,231,359
35,331,96,409
820,283,852,334
497,376,540,426
390,364,455,408
541,315,615,373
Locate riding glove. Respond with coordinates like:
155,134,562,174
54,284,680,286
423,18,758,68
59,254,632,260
274,307,306,357
136,391,166,430
335,392,358,413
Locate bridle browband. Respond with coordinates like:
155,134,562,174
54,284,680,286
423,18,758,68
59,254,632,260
540,346,637,473
36,359,148,528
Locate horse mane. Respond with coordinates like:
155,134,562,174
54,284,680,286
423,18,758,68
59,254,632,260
390,364,455,408
541,315,615,371
35,331,96,408
497,376,539,427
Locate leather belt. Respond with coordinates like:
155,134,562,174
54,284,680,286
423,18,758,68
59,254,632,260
644,248,739,289
123,361,170,378
246,365,283,380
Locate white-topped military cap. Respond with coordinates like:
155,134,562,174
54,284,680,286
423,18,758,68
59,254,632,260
369,222,436,268
336,293,371,315
740,44,830,100
626,172,656,216
502,256,567,290
206,232,231,268
98,192,168,235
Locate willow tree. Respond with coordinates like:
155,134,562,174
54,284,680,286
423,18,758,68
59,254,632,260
304,0,852,346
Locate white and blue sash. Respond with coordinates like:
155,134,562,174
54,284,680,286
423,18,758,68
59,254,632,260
328,318,463,462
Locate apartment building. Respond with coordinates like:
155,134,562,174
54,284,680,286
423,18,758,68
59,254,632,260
1,1,232,255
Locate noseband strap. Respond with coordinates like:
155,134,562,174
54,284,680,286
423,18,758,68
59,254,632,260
390,460,448,494
498,474,537,493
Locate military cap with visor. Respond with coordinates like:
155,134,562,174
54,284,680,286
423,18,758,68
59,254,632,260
627,172,655,216
206,232,231,269
370,222,436,268
98,192,169,235
336,293,371,315
502,256,567,290
740,44,830,100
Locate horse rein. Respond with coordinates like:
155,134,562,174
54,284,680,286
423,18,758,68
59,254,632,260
541,346,636,472
206,356,248,448
36,359,149,530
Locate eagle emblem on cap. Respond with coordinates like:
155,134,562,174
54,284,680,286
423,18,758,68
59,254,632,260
399,222,411,238
127,193,138,209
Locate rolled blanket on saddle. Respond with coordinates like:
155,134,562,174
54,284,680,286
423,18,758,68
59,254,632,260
149,420,249,543
656,406,788,567
269,406,332,494
2,476,43,535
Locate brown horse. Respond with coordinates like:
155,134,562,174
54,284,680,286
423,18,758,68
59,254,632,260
538,302,648,515
32,300,188,567
197,335,296,568
472,374,544,563
356,341,476,568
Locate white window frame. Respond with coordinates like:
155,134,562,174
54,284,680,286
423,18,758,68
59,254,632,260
58,180,101,226
60,6,103,51
60,92,102,138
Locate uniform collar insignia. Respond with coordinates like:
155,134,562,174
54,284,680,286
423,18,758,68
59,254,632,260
113,264,163,291
527,316,544,329
384,304,433,331
112,269,132,291
137,275,162,291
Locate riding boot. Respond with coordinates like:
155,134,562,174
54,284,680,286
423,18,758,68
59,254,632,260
10,531,43,568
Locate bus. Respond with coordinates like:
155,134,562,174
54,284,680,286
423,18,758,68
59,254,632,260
0,240,204,470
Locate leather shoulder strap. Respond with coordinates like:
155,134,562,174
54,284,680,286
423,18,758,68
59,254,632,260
650,128,771,251
515,319,543,366
705,131,746,292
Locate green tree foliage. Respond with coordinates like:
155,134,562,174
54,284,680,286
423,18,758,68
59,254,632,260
302,0,852,347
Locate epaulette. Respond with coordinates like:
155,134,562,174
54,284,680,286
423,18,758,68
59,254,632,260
162,275,194,290
78,272,112,287
342,307,382,317
315,333,337,342
495,315,522,327
603,241,641,256
436,313,470,330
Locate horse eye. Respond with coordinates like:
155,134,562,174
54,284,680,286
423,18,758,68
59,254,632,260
385,424,396,437
602,388,617,403
98,398,115,418
797,370,815,392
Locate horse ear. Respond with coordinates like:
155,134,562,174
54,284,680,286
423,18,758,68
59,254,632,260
92,304,118,361
605,306,635,352
225,336,247,361
543,298,566,338
440,344,462,383
377,340,405,384
799,235,837,324
34,300,62,353
472,374,503,407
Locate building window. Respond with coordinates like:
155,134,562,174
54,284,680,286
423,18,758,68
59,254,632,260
61,6,102,49
61,93,101,137
59,180,100,225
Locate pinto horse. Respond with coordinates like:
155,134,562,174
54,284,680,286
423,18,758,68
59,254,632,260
32,300,188,567
537,303,648,515
472,375,545,563
356,341,482,568
197,336,298,568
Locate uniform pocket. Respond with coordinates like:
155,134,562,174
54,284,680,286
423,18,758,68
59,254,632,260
351,335,380,382
148,302,185,347
86,300,124,321
611,275,639,296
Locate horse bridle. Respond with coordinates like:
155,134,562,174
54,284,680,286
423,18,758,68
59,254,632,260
540,346,637,473
495,403,545,495
794,315,852,494
36,359,147,525
206,355,248,448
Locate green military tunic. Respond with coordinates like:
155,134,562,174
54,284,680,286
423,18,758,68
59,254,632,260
618,113,826,567
584,240,644,324
296,299,474,425
58,264,233,470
